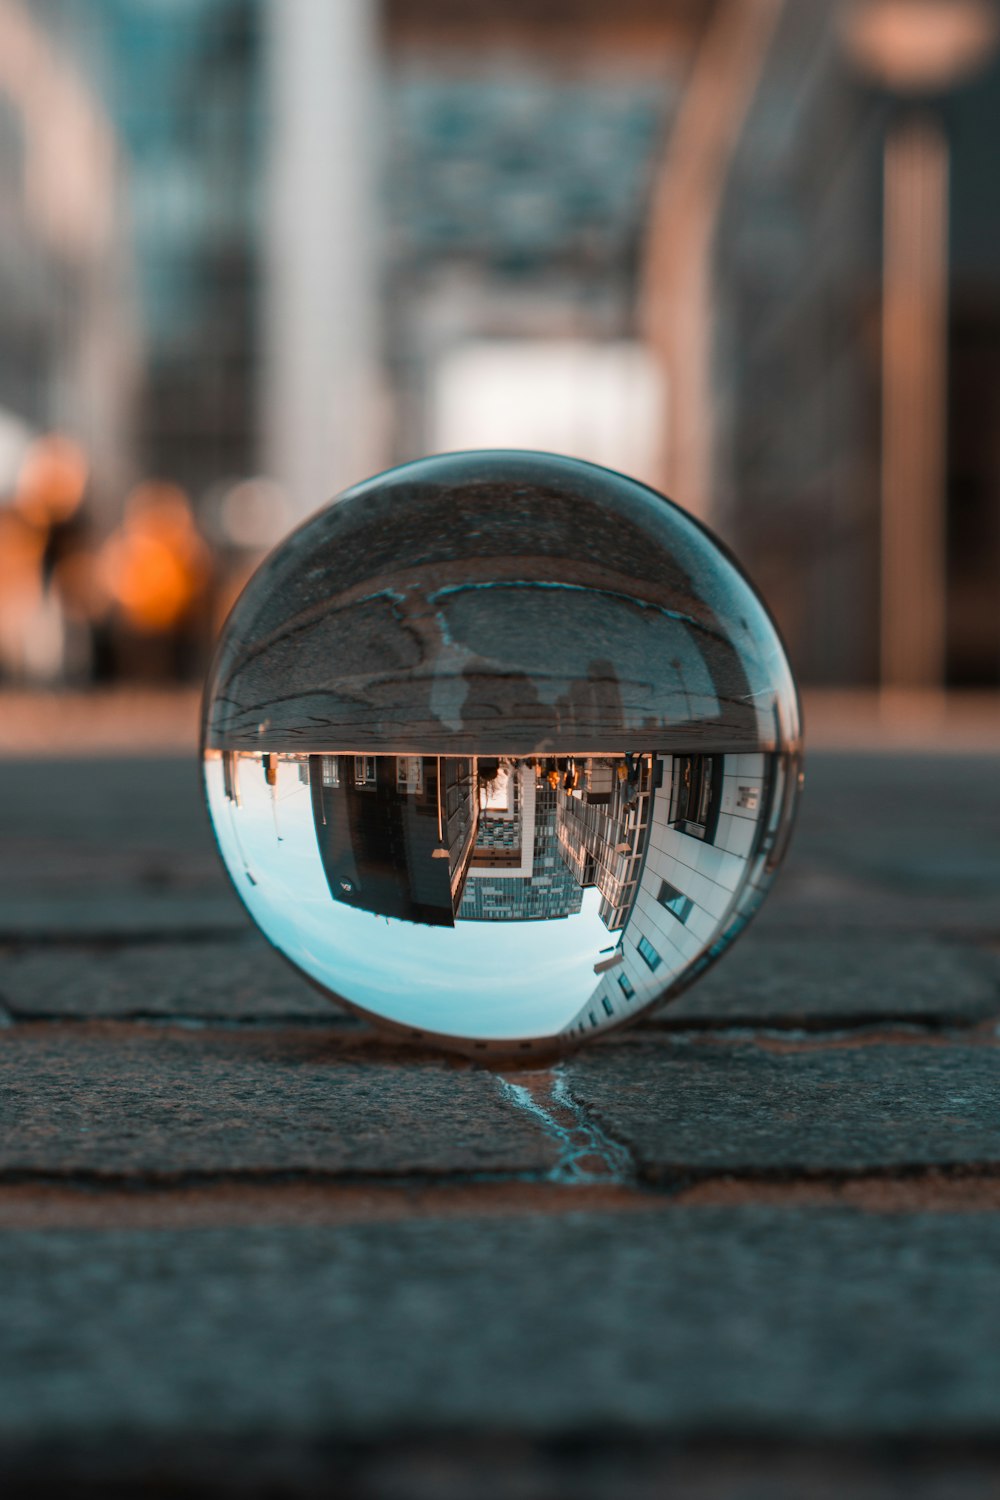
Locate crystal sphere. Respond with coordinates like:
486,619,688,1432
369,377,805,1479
202,452,802,1055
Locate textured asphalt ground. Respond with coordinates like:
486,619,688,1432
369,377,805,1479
1,744,999,1497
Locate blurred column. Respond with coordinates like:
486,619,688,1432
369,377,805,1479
640,0,783,525
879,115,949,690
0,0,140,528
841,0,1000,693
262,0,384,521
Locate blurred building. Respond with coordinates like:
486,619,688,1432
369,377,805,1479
85,0,263,497
703,0,1000,688
0,0,261,681
0,0,140,519
1,0,998,690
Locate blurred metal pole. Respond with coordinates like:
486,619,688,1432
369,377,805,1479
879,114,949,691
261,0,385,521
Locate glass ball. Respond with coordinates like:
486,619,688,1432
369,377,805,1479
202,452,802,1055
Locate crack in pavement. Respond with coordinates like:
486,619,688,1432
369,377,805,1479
495,1065,635,1185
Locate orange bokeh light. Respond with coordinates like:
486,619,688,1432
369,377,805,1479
0,507,45,601
842,0,1000,92
15,432,89,528
99,480,211,633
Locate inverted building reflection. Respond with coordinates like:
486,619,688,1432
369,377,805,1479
309,754,477,927
212,743,797,1038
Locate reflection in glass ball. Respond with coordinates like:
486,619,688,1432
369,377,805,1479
202,452,802,1055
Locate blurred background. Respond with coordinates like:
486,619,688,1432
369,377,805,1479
1,0,998,747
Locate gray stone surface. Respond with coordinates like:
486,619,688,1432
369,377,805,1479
2,747,1000,1496
2,1211,1000,1446
753,866,1000,936
0,1025,556,1177
791,755,1000,895
566,1039,1000,1178
0,938,340,1021
756,753,1000,936
658,933,1000,1028
0,757,243,938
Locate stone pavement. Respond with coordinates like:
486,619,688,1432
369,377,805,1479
1,746,999,1497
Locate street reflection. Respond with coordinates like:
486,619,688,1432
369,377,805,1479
205,744,797,1046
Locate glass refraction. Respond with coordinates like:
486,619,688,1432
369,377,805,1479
202,452,802,1054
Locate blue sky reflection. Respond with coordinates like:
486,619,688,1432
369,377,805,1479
205,754,611,1039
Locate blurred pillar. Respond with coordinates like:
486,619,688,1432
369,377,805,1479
880,114,949,690
0,0,140,528
640,0,783,525
262,0,384,520
841,0,1000,693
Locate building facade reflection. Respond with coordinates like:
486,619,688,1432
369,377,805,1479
460,763,584,923
562,749,797,1037
308,753,477,927
209,727,799,1048
218,746,792,957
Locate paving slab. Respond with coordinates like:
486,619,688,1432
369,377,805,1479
1,1211,1000,1450
0,938,340,1021
565,1039,1000,1179
0,757,242,938
752,866,1000,937
0,745,998,1498
1,756,207,850
657,933,1000,1029
790,755,1000,895
0,845,244,940
0,833,244,939
757,753,1000,937
0,1025,556,1178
